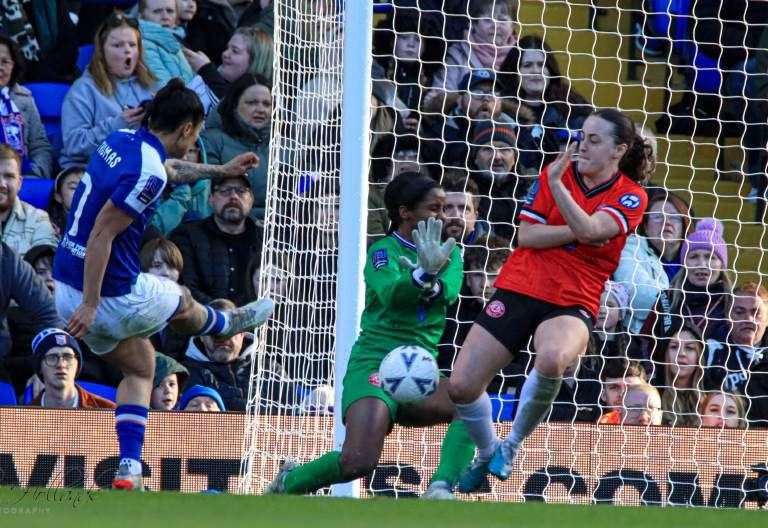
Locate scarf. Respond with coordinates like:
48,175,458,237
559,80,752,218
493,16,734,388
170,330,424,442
0,87,31,172
468,25,516,71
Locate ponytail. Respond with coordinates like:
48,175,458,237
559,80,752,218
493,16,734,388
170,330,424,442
384,173,440,233
142,78,204,133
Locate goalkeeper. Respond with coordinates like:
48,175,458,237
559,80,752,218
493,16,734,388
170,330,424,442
267,173,474,499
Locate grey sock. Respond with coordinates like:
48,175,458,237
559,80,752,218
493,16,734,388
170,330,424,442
506,368,562,449
455,393,498,459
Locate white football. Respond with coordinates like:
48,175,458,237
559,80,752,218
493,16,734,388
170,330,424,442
379,345,439,404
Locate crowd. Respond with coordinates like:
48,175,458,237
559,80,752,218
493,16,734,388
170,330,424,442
0,0,765,431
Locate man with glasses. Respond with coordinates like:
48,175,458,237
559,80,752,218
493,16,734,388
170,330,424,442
29,328,115,409
171,175,262,306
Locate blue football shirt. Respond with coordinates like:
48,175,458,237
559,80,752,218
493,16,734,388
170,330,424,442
53,128,168,297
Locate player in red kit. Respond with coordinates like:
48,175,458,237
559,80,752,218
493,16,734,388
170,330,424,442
448,109,649,491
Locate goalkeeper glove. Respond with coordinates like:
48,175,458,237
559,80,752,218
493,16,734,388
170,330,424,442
398,217,457,285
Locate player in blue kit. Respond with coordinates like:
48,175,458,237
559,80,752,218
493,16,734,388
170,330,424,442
52,79,274,490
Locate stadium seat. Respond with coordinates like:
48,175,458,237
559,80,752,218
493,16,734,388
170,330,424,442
18,177,54,210
76,45,94,73
0,382,17,405
24,82,71,154
489,393,518,422
78,381,118,402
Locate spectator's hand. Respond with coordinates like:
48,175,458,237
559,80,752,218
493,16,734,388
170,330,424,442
122,106,145,128
67,303,97,339
183,48,211,73
547,142,576,185
222,152,260,176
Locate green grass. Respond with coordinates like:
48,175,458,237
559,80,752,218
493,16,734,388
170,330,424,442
0,488,765,528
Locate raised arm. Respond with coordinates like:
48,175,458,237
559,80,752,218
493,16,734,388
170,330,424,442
517,222,577,249
164,152,259,184
67,201,133,338
547,144,620,244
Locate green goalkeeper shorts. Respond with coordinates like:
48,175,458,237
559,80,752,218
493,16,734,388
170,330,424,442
341,356,399,425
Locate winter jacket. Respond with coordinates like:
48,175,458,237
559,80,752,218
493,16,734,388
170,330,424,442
6,84,53,176
183,334,294,412
30,384,115,409
0,242,63,357
1,199,58,258
202,116,270,220
184,0,238,63
139,20,195,88
613,234,670,334
170,215,262,306
59,71,156,169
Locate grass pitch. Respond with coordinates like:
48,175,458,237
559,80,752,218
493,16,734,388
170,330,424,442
0,488,766,528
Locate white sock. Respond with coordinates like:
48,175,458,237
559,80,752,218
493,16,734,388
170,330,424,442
455,393,498,460
120,457,142,474
505,368,562,450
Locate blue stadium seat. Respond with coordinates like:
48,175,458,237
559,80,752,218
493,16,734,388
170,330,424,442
76,45,94,73
78,381,118,402
18,177,54,210
489,393,518,422
0,382,17,405
24,82,71,154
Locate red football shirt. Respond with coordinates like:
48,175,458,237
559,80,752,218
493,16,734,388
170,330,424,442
495,161,648,317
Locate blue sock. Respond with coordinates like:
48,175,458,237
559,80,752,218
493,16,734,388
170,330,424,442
115,404,148,470
195,306,230,336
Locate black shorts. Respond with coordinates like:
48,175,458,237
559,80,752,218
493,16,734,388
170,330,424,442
474,289,594,355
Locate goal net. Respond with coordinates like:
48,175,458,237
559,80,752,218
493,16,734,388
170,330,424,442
240,0,768,507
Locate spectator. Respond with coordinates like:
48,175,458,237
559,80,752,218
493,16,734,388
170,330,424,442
593,281,630,358
139,236,183,283
150,351,188,410
245,251,290,300
597,358,647,421
23,244,56,294
425,0,517,113
508,35,592,174
470,121,529,240
699,391,747,429
423,69,514,170
643,191,693,282
0,35,53,177
59,12,156,169
441,172,482,245
599,382,662,426
28,328,115,409
184,26,273,113
652,318,705,427
704,282,768,426
47,166,84,238
138,0,196,88
0,144,57,257
183,0,238,63
438,235,511,373
183,300,290,412
150,140,212,236
203,74,270,220
171,174,262,305
175,0,198,34
179,384,225,411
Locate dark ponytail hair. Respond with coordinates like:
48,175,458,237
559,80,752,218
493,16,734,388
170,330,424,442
591,108,645,182
384,173,440,233
142,78,205,133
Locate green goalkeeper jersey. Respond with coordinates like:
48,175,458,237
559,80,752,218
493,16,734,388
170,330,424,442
352,231,463,363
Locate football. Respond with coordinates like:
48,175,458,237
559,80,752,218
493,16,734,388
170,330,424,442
379,345,439,404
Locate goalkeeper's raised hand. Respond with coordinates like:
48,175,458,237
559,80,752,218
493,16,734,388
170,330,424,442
398,217,457,284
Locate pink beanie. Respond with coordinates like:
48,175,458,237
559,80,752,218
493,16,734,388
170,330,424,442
679,218,728,269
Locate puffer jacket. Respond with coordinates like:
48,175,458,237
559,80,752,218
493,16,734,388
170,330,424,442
1,199,58,258
7,84,53,177
139,20,195,88
613,234,670,334
202,116,270,220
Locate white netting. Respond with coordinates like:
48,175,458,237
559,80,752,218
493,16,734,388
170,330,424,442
241,0,768,507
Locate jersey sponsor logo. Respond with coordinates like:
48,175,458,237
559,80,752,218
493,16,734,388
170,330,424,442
485,299,506,318
372,249,388,270
618,193,641,209
137,175,165,206
368,372,382,387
